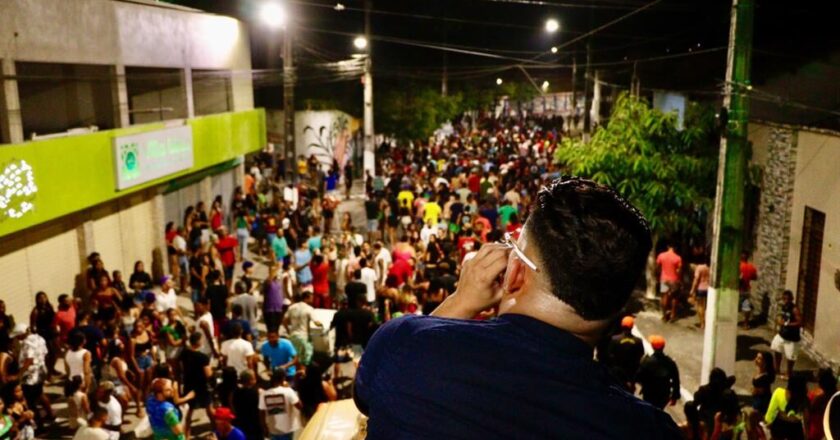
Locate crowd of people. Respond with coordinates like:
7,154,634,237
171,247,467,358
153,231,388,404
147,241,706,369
0,113,835,440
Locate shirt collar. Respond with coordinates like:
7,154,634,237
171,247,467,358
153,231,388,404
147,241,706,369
496,313,593,358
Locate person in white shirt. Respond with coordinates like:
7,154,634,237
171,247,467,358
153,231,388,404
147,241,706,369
259,369,303,440
373,242,392,287
359,258,378,304
220,323,256,377
420,220,439,246
72,407,111,440
283,292,321,366
283,184,299,211
194,299,219,358
96,381,122,439
155,276,179,315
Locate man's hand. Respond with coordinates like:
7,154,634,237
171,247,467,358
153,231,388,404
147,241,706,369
432,243,510,319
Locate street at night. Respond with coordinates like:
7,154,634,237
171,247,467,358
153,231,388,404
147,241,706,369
1,0,839,439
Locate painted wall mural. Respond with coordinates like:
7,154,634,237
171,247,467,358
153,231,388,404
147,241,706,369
295,110,360,171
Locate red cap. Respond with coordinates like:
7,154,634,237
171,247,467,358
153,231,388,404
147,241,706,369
214,407,236,421
649,335,666,350
620,316,635,329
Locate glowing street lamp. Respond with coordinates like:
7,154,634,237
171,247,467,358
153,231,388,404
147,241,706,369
541,81,550,91
260,2,287,29
354,36,368,50
496,78,503,85
545,18,560,33
551,46,558,54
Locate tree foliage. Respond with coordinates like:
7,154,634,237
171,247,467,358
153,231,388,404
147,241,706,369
376,85,463,142
554,93,718,240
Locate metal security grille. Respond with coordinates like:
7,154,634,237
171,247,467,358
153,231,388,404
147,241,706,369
796,206,825,334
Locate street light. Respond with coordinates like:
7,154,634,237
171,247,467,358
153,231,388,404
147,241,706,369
551,46,558,54
260,2,287,29
354,36,368,50
496,78,503,85
545,18,560,33
542,80,550,91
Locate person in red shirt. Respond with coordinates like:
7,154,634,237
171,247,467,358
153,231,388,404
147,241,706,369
215,227,239,290
388,258,414,287
468,170,481,195
54,294,77,346
656,244,682,322
739,252,758,329
311,254,331,309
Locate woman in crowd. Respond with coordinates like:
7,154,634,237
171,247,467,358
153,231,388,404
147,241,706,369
128,319,156,400
102,331,142,417
752,351,777,415
93,274,122,326
29,292,58,377
129,261,153,292
807,368,836,440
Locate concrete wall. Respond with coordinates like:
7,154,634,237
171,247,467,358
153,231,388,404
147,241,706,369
784,129,840,362
0,0,253,111
752,121,840,365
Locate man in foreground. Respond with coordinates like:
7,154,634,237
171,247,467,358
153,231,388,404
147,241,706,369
355,177,681,439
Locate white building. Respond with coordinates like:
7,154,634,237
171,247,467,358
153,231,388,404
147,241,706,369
0,0,265,320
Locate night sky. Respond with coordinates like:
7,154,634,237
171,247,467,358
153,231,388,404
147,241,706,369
168,0,839,116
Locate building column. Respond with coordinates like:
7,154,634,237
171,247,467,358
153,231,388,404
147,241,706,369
182,67,195,119
198,176,213,207
73,218,96,307
0,58,24,144
111,64,130,127
149,190,168,280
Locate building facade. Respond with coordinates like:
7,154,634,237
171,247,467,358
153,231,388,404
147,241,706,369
749,121,840,367
0,0,265,320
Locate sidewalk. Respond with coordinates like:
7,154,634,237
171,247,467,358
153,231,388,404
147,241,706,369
630,294,820,423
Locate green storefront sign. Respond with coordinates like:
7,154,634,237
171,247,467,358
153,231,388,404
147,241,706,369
0,109,266,238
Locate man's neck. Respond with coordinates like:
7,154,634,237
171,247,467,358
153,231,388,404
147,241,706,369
500,293,606,347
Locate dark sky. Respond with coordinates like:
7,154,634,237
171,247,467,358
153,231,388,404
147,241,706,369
169,0,840,114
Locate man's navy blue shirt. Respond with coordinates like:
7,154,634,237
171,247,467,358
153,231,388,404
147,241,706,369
355,314,682,439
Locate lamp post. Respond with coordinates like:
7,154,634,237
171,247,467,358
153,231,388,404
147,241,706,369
260,2,295,181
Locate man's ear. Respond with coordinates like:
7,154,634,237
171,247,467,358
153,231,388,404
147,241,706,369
504,258,527,294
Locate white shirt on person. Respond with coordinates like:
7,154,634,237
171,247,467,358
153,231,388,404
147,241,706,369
220,337,255,376
259,385,302,435
99,395,122,429
286,302,313,338
155,288,178,313
361,267,377,303
73,425,110,440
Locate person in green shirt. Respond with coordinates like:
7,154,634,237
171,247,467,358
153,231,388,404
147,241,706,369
765,373,808,439
271,233,289,264
147,378,185,440
498,200,518,230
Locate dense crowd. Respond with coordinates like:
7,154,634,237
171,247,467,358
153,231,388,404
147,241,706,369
0,113,834,440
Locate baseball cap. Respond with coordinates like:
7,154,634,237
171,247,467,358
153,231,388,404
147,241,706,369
649,335,666,350
159,275,171,285
214,407,236,421
242,261,254,270
620,316,635,329
99,381,115,391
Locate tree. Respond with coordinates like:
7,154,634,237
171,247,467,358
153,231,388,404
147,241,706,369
554,92,718,296
375,84,462,142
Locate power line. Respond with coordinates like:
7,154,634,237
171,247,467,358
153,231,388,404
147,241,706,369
551,0,664,53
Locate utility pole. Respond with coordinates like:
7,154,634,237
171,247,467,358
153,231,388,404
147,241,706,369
701,0,754,383
283,25,295,181
583,41,592,138
570,56,577,133
442,52,448,97
363,0,375,177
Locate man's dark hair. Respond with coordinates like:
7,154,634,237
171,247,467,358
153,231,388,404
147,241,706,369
229,322,243,338
528,177,652,320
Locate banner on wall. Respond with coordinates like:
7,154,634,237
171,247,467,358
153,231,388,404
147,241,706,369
113,125,194,190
